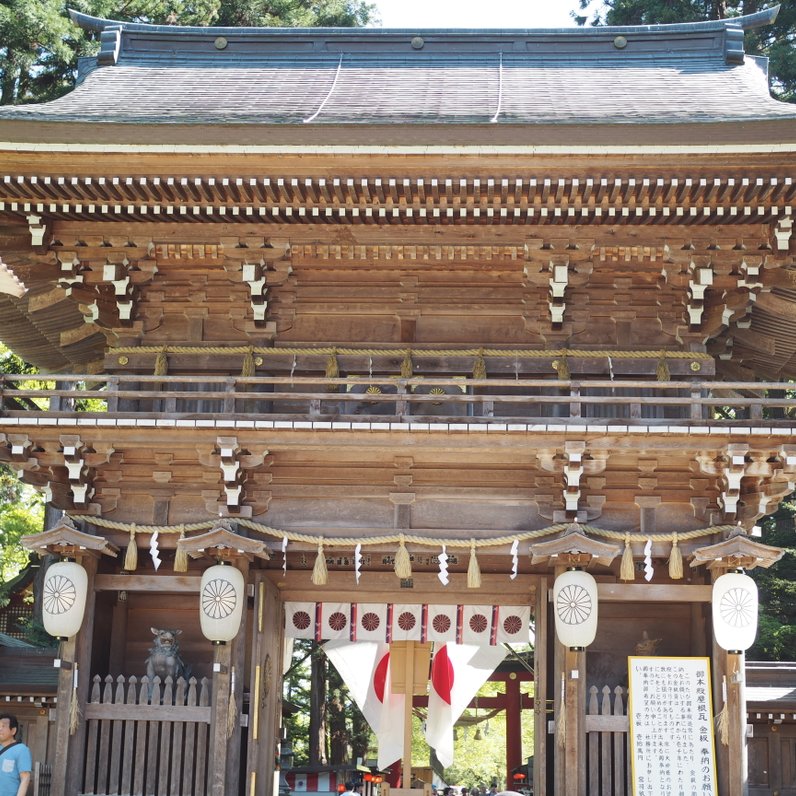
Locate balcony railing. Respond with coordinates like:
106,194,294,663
0,374,793,428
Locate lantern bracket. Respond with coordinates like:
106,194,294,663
690,532,783,571
22,517,118,559
530,524,621,567
177,522,270,563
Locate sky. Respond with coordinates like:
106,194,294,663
367,0,599,29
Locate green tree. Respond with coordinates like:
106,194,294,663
0,0,376,106
577,0,796,102
749,497,796,660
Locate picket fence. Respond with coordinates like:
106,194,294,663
82,675,212,796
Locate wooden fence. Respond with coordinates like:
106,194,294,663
585,685,630,796
82,675,211,796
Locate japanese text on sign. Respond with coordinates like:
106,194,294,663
628,657,717,796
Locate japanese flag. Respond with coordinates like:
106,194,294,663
324,640,404,770
424,642,507,767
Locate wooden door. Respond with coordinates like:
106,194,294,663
749,724,796,796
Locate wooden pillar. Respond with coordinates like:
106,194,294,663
504,673,522,787
563,648,586,796
401,641,416,788
533,577,547,796
209,558,249,796
225,559,250,793
53,554,98,796
714,646,748,796
246,574,284,796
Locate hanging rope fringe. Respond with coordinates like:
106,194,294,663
401,350,414,379
467,540,482,588
556,672,566,747
173,525,188,573
311,541,328,585
555,357,570,380
154,347,168,376
668,533,683,579
241,348,255,378
656,355,671,382
123,526,137,571
620,534,635,581
69,665,80,735
472,350,487,380
715,674,729,746
227,667,237,739
325,350,339,379
394,535,412,579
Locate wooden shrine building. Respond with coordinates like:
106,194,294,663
0,5,795,795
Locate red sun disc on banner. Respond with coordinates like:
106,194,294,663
431,644,454,705
373,651,390,703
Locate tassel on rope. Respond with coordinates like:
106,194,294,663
472,349,487,380
311,540,328,586
123,526,138,572
656,354,671,382
556,672,566,747
555,357,570,380
154,347,168,376
325,349,340,392
241,347,256,378
227,667,238,739
668,533,683,580
467,540,482,589
394,535,412,579
400,350,413,379
325,350,340,379
715,674,729,746
620,533,635,581
173,525,188,573
69,664,80,735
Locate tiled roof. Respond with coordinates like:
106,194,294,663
0,7,793,127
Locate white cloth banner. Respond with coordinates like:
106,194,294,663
285,602,317,640
391,603,423,641
495,604,532,644
354,603,389,642
320,603,352,641
324,640,404,770
285,602,532,645
427,604,459,644
425,642,507,767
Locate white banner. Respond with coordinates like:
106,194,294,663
285,602,532,645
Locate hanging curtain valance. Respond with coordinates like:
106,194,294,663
285,602,531,646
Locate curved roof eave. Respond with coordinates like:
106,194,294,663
67,5,780,36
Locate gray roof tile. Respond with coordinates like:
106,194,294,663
0,7,793,127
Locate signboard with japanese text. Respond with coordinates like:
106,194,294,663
628,657,718,796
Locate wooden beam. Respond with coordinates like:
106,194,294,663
94,574,201,592
597,583,711,602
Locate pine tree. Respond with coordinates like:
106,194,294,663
0,0,376,106
577,0,796,101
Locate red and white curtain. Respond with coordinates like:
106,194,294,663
285,602,531,645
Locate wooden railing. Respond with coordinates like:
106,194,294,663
83,675,211,796
585,685,629,796
0,373,794,427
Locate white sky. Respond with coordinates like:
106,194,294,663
368,0,599,29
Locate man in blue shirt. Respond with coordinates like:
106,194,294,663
0,714,30,796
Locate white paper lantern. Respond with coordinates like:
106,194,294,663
42,560,88,639
199,563,245,644
553,568,599,649
712,570,759,653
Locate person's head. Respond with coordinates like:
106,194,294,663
345,783,355,792
0,714,18,743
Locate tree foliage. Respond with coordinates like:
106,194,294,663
0,0,376,106
577,0,796,102
749,497,796,660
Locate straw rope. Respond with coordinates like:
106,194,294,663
109,345,712,361
70,513,732,550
